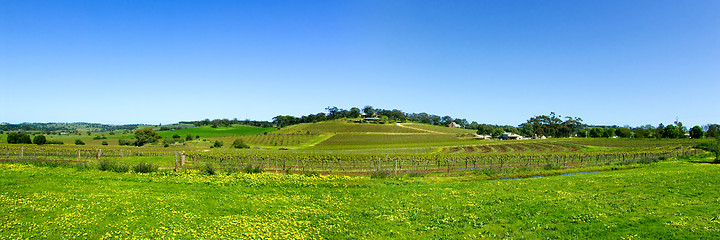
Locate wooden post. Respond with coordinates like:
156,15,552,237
20,146,24,159
174,152,179,172
77,150,80,161
96,149,101,160
180,152,186,167
394,157,398,176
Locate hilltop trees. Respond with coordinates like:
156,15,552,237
524,113,583,138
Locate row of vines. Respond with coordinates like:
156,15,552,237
0,141,697,175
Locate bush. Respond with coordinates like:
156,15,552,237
134,127,161,146
98,160,129,173
7,132,32,144
172,134,181,139
542,164,563,170
132,162,158,173
211,140,224,148
243,165,263,174
371,170,391,178
186,134,193,141
101,141,108,145
200,164,216,175
232,138,249,149
118,139,135,146
45,140,64,145
33,135,46,145
474,167,501,176
75,139,85,145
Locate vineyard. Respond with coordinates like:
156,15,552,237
0,138,702,175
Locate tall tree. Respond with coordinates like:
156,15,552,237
690,126,704,139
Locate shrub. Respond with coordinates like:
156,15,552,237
172,134,181,139
101,141,108,145
371,170,391,179
542,164,563,170
132,162,158,173
98,160,129,173
45,140,64,145
7,132,32,144
211,140,224,148
232,138,249,149
200,164,216,175
404,172,425,178
75,139,85,145
33,135,47,145
243,165,263,174
474,167,501,176
118,139,134,146
134,127,161,146
186,134,193,141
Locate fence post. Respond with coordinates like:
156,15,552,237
20,146,24,159
174,152,179,172
394,157,398,176
180,152,186,167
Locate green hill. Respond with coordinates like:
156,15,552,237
157,125,276,139
275,120,426,134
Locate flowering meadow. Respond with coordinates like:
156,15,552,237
1,155,719,239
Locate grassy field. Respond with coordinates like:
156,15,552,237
399,123,478,135
1,155,718,239
156,125,277,139
276,120,426,134
311,133,471,150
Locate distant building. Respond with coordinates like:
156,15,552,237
500,132,523,140
449,122,463,128
475,134,492,140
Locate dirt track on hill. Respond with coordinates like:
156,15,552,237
395,123,452,134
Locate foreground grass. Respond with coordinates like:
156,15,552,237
1,156,719,239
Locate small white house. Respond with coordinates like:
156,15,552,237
500,132,523,140
475,134,492,140
449,122,463,128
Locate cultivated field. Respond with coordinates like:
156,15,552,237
1,121,717,239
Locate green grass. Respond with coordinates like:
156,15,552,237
310,133,472,149
156,125,277,139
1,155,718,239
400,122,478,134
275,120,425,134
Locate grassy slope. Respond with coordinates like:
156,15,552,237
1,156,718,239
401,122,478,134
156,125,277,139
275,120,426,134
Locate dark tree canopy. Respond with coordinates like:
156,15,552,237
690,126,704,139
134,127,161,146
7,132,32,144
662,125,680,138
33,135,46,145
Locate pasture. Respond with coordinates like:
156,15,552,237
1,121,717,239
0,155,718,239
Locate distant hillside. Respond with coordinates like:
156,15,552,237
274,120,426,134
157,125,277,138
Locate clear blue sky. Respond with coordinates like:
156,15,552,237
1,0,718,127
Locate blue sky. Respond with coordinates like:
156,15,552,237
1,0,718,127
